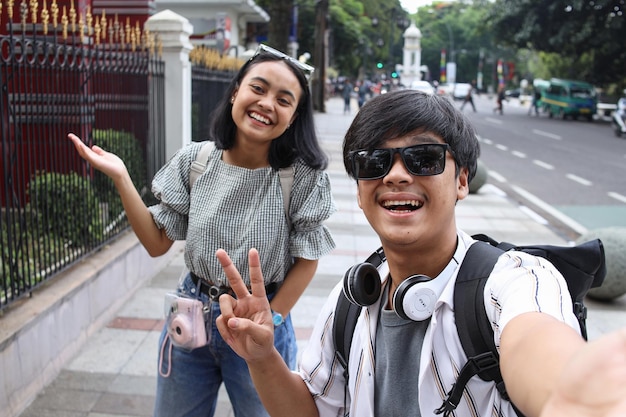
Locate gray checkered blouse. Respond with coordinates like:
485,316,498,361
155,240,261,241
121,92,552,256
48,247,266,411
148,141,336,286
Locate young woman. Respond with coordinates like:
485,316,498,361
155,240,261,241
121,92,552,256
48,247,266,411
68,44,336,417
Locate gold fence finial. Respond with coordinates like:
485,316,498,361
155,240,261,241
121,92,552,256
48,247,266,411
30,0,38,24
108,16,114,43
69,0,75,33
61,4,67,39
20,0,27,28
78,12,84,43
41,0,49,35
50,0,57,28
100,9,107,41
135,21,141,50
113,13,119,43
125,16,131,47
94,15,100,45
8,0,14,21
86,5,92,34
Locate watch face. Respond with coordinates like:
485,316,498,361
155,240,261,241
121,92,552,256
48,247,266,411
272,312,284,327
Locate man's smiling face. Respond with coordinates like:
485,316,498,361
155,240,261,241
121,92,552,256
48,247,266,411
356,132,469,251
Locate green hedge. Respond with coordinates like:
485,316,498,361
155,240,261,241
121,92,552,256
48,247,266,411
28,172,103,247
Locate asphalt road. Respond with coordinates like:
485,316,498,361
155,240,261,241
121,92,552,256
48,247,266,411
460,94,626,238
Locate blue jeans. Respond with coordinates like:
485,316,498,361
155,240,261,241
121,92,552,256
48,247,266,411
154,273,297,417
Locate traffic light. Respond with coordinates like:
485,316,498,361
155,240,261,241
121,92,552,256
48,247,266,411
391,71,398,78
376,62,384,69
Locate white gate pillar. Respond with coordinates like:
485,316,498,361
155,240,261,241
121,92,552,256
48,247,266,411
145,10,194,159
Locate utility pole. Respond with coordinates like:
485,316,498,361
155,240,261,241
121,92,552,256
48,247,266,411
313,0,328,112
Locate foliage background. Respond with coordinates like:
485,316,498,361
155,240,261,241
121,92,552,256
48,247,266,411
254,0,624,96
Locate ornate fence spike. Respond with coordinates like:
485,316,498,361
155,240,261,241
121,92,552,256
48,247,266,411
78,13,83,43
94,15,100,45
30,0,37,24
86,5,92,35
51,0,57,28
41,0,48,35
69,0,75,33
8,0,14,21
125,17,130,47
107,17,113,43
113,14,119,43
61,5,67,39
135,21,141,50
100,9,106,41
20,0,27,29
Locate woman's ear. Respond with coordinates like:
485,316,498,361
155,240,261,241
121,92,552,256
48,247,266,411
289,112,299,126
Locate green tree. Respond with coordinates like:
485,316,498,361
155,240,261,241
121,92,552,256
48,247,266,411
255,0,293,52
489,0,626,87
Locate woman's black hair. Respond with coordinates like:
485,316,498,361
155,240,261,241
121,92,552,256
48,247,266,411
342,89,480,181
208,50,327,170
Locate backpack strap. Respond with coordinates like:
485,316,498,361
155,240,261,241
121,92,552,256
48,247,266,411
189,142,294,223
436,241,510,416
333,247,386,379
333,291,361,378
278,166,295,218
189,142,215,189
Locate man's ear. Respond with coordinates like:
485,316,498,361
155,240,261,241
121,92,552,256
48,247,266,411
457,167,470,201
356,185,363,209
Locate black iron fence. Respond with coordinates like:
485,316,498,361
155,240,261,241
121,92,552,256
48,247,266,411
0,10,243,311
190,46,241,142
0,18,166,310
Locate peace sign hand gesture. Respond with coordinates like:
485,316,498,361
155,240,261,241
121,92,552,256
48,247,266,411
215,248,276,364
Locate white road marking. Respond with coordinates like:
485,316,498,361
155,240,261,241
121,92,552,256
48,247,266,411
532,129,562,140
608,192,626,204
566,174,592,186
512,150,526,158
533,160,554,170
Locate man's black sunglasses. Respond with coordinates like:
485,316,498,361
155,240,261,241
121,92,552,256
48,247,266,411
350,143,451,180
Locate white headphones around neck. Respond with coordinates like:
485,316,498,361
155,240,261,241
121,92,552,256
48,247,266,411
342,244,461,321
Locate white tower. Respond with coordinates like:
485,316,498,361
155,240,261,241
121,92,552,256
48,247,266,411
402,21,422,86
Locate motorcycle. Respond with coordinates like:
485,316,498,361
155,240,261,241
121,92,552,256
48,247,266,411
611,95,626,138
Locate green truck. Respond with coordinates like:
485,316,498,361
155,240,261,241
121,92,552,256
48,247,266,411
541,78,597,121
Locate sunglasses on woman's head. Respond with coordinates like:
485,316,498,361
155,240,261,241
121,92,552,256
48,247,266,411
350,143,451,180
252,44,315,81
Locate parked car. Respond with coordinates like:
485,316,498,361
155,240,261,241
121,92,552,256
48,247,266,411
409,80,435,95
542,78,597,121
505,88,521,98
436,83,454,97
452,83,472,100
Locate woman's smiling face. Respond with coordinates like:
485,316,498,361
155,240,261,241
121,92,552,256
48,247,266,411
231,60,302,146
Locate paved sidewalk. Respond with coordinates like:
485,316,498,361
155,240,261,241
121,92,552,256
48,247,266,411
16,96,626,417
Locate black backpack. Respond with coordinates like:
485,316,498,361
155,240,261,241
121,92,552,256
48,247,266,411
332,234,606,416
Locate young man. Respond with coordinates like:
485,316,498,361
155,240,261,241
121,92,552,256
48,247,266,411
215,90,626,417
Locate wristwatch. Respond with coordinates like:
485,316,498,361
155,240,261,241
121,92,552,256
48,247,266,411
271,310,284,327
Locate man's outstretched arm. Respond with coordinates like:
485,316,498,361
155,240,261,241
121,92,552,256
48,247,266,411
215,248,319,417
501,312,626,417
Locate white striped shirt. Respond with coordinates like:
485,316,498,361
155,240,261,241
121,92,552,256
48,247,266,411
298,230,579,416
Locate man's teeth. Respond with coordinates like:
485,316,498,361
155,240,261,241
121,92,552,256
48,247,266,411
250,112,270,124
382,200,423,210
